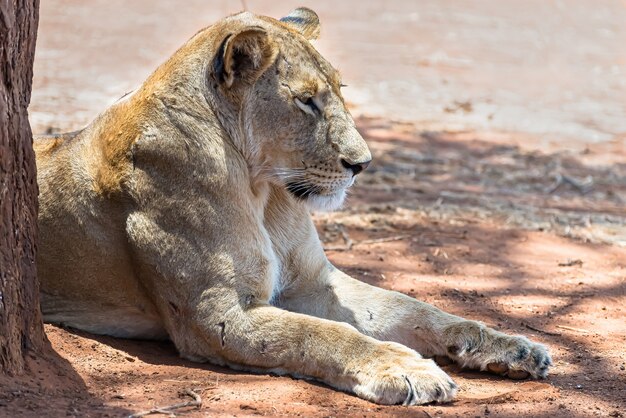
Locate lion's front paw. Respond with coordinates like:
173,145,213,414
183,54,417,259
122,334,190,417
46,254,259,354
442,321,553,380
352,342,457,405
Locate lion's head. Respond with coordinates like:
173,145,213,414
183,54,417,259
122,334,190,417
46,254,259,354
208,8,372,211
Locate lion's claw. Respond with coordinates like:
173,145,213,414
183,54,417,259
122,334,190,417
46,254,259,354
353,342,457,405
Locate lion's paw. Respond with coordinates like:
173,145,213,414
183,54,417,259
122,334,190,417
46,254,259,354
352,342,457,405
442,321,553,379
483,336,552,379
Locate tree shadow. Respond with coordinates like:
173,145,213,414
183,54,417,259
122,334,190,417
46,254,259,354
63,328,242,376
350,116,626,241
0,339,130,417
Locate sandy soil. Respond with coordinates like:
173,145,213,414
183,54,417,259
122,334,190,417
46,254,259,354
3,1,626,417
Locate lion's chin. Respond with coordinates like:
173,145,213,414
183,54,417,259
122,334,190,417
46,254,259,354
284,180,348,212
303,189,346,212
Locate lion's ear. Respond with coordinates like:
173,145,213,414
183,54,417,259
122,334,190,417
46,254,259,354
213,27,277,88
280,7,320,40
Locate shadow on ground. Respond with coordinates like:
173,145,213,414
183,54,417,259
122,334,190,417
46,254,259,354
0,341,130,417
315,117,626,415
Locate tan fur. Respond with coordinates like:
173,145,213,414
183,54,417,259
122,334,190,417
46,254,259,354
35,9,551,405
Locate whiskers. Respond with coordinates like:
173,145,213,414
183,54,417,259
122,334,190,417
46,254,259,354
269,167,325,200
254,165,352,209
254,166,319,199
255,166,307,184
285,179,321,200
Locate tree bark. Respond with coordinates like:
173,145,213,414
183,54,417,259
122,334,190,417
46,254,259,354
0,0,44,376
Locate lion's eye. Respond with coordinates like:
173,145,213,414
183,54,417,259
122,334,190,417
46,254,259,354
294,97,319,116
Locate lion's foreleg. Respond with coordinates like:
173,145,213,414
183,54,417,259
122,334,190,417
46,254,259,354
177,299,456,405
278,267,552,379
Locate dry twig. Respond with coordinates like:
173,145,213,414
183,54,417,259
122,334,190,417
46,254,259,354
340,226,354,250
128,389,201,418
556,325,591,334
546,173,594,194
325,234,408,252
523,323,562,336
558,259,583,267
162,379,202,384
358,235,408,246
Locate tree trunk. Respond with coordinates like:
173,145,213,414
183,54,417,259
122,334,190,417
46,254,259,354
0,0,44,376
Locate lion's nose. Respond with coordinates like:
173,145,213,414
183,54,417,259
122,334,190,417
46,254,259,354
341,158,371,176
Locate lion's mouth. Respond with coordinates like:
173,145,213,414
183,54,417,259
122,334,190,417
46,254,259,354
284,180,349,211
285,181,322,199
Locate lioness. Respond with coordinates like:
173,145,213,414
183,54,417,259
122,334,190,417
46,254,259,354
35,8,551,405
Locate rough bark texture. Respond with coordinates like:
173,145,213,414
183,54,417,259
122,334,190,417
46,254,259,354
0,0,44,376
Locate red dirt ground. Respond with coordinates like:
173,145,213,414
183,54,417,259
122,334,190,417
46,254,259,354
3,1,626,417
